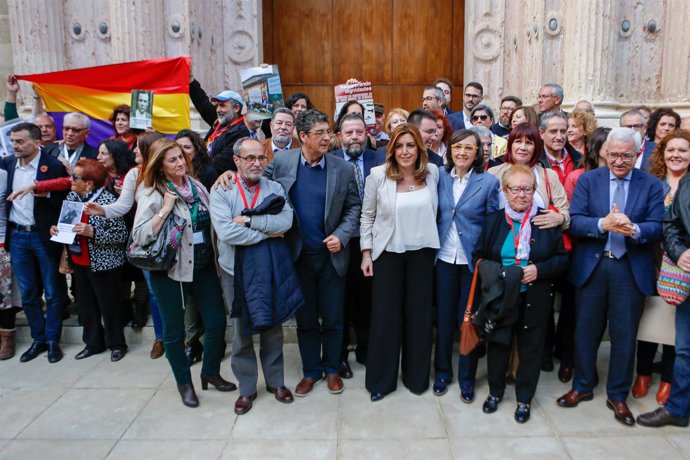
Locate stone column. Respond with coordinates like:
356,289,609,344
110,0,166,63
221,0,262,93
0,0,12,104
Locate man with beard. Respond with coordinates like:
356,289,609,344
492,96,522,138
421,86,445,114
328,113,385,378
448,81,484,131
189,73,250,174
263,108,298,163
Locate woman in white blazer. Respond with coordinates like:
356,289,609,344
360,123,440,401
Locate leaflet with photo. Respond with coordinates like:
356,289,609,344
50,201,85,245
240,64,285,121
130,89,154,129
334,80,376,134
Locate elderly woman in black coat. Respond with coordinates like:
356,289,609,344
473,164,568,423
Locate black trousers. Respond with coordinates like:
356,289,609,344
487,296,547,404
365,248,434,395
552,274,576,364
637,340,675,383
340,237,372,364
73,264,126,352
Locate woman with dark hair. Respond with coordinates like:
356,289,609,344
432,109,453,158
109,104,139,150
175,129,219,190
433,129,499,400
647,107,681,144
97,139,135,196
360,124,440,401
474,164,568,423
286,92,313,142
488,123,570,230
85,132,167,359
50,159,129,361
564,127,611,201
132,139,235,407
509,106,540,129
633,129,690,405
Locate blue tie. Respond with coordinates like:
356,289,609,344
609,178,627,258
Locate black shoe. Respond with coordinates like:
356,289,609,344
370,392,386,402
339,360,353,379
433,378,449,396
637,407,690,428
110,349,126,362
515,403,531,423
200,373,237,392
47,341,63,363
75,347,103,360
185,341,203,366
20,341,47,362
177,383,199,408
541,356,554,372
460,386,475,404
482,395,502,414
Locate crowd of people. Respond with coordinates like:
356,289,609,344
1,72,690,429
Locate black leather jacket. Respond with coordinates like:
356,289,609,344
663,173,690,262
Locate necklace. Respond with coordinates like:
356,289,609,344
408,185,416,191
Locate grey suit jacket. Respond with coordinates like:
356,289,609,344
263,148,361,277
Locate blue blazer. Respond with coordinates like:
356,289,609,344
639,140,655,172
2,152,69,258
437,169,499,271
448,112,466,132
568,167,664,295
328,148,386,183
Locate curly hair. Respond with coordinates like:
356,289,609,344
569,110,597,139
648,129,690,179
432,109,453,146
384,108,410,133
647,107,681,141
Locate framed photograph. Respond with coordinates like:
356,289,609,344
130,89,154,129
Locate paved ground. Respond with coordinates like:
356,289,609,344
1,337,689,459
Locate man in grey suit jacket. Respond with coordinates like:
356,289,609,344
263,109,361,397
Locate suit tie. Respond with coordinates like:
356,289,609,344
349,157,364,200
609,178,627,258
249,130,257,139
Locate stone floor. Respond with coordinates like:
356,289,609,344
0,338,689,460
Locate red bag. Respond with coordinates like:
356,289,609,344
459,259,482,356
543,169,573,251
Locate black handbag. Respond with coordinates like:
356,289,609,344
127,212,187,271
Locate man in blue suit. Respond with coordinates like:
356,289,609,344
557,128,665,426
620,109,655,171
3,123,69,363
448,81,484,132
329,113,385,378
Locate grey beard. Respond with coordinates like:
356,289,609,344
344,144,364,159
273,134,290,145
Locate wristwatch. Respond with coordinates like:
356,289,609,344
243,216,251,228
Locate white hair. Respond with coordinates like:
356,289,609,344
605,127,641,153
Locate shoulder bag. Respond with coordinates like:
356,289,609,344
127,211,187,271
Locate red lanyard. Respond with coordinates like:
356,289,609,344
235,175,260,209
206,116,244,145
506,210,532,265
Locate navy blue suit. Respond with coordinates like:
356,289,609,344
329,148,385,365
434,168,499,389
448,112,466,132
568,166,664,401
639,139,655,172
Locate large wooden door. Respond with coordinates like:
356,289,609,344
262,0,465,120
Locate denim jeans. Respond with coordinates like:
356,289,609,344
141,270,163,340
666,298,690,418
8,228,62,343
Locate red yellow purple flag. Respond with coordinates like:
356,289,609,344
17,56,191,144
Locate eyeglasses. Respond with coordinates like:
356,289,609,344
308,129,332,137
506,186,535,195
464,93,482,99
450,144,478,153
63,126,87,133
608,152,636,163
237,155,268,164
71,173,83,181
499,106,514,112
537,94,555,100
472,114,490,121
622,124,645,130
421,96,439,102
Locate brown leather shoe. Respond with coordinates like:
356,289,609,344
234,393,257,415
656,382,671,405
294,377,321,397
268,385,294,404
558,363,573,383
557,390,594,407
0,328,16,360
150,340,164,359
637,407,690,428
631,374,651,399
607,399,635,426
326,373,344,394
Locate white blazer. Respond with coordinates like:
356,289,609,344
360,163,440,261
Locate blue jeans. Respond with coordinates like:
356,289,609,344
141,270,163,340
8,228,62,343
666,298,690,418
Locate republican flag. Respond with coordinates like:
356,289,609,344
17,56,191,145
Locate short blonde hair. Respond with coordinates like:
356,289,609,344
384,108,410,133
501,164,536,190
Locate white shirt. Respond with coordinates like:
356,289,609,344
386,187,440,252
437,170,472,265
9,154,40,226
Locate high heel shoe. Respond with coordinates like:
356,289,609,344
177,383,199,408
200,373,237,392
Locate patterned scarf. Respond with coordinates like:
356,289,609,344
504,201,539,262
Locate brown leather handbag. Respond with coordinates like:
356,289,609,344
459,259,482,356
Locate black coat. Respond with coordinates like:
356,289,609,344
472,209,569,344
664,173,690,263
